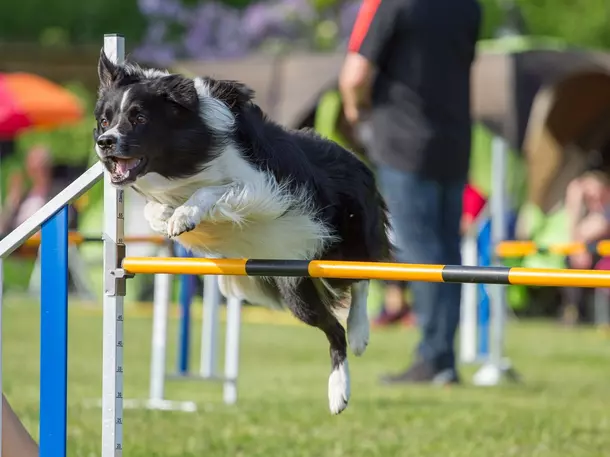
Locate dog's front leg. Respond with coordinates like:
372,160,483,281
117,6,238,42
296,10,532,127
166,186,231,238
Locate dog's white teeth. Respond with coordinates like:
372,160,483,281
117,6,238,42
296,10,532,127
115,158,140,175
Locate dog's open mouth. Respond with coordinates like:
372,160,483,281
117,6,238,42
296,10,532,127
107,156,147,184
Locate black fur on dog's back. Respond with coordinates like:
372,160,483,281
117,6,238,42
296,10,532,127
227,100,393,317
233,103,392,263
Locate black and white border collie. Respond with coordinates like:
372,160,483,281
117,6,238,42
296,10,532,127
94,50,392,415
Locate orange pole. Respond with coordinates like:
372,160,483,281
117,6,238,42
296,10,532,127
307,261,444,282
122,257,248,276
495,240,610,257
507,267,610,288
20,232,167,248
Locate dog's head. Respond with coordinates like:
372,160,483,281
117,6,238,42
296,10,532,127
94,50,255,187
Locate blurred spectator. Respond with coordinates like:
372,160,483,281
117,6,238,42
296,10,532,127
0,145,53,233
372,182,487,329
340,0,481,384
561,170,610,324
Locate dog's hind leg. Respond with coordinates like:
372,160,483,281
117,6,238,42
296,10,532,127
347,280,370,356
276,278,350,415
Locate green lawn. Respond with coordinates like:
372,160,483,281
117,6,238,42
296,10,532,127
3,297,610,457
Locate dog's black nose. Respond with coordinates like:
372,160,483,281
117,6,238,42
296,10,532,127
97,135,117,150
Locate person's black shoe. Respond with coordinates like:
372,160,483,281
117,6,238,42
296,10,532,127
380,359,460,386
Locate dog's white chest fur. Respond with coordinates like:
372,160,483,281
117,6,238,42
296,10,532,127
134,144,335,261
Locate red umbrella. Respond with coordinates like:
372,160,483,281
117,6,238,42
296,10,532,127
0,72,84,139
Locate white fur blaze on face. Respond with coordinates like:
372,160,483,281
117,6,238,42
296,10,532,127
193,77,235,135
347,281,370,357
328,359,350,415
120,88,131,111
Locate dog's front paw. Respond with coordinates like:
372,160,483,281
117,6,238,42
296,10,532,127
166,206,202,238
144,201,175,235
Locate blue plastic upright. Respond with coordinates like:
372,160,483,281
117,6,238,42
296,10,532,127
176,243,193,375
476,218,491,360
40,206,69,457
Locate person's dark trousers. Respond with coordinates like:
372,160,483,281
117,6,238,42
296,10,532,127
377,165,465,380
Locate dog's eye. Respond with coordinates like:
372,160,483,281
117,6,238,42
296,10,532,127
100,118,109,129
135,114,147,125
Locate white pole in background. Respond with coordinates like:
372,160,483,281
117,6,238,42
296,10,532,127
101,33,126,457
489,136,508,371
223,296,242,405
200,272,220,378
149,253,171,402
472,135,518,386
459,230,479,364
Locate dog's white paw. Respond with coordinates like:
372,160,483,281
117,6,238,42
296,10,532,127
328,360,350,415
348,319,369,357
166,205,202,238
144,202,175,234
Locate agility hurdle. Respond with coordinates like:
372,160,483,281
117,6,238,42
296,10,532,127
120,256,610,286
496,239,610,327
496,239,610,257
4,34,610,457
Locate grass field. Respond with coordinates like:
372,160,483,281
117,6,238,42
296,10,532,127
3,297,610,457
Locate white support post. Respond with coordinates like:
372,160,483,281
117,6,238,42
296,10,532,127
489,135,508,373
200,272,220,378
223,296,242,405
101,34,126,457
472,136,519,386
149,259,171,402
459,229,479,364
122,242,197,413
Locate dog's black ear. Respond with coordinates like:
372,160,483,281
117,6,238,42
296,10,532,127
97,49,142,95
98,49,121,93
204,78,255,110
155,75,199,112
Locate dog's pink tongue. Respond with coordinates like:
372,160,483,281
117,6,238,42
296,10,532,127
115,158,138,175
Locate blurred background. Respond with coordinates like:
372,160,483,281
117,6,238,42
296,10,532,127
2,1,610,456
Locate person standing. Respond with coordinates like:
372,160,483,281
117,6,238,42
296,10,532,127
339,0,482,384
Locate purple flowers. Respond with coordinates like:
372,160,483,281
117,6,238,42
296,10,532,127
134,0,361,64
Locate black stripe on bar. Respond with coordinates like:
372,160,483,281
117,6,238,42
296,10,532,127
441,265,511,284
244,259,311,277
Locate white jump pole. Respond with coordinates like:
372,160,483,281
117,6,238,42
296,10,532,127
101,33,126,457
149,260,171,403
200,271,221,378
223,296,242,404
139,244,197,412
472,135,519,386
459,229,478,364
